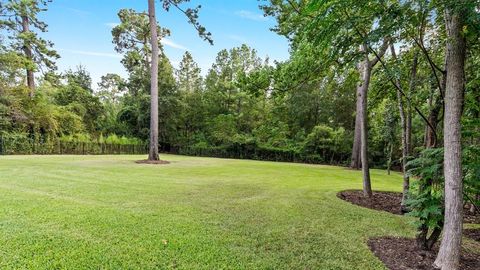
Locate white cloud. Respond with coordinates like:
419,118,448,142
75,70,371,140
161,38,188,51
105,22,119,28
235,10,268,22
59,49,122,59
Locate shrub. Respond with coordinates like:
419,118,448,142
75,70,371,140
406,148,444,250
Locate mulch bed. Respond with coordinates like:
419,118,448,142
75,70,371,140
464,228,480,242
337,190,404,215
337,190,480,223
135,159,170,165
338,190,480,268
465,211,480,224
368,237,480,270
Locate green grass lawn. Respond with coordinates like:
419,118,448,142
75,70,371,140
0,154,414,269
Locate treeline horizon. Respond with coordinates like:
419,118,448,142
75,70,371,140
0,5,359,166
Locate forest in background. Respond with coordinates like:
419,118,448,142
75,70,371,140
0,2,359,164
0,1,478,166
0,1,478,169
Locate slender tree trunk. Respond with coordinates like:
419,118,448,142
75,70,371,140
390,44,410,211
148,0,159,161
426,57,447,148
355,39,389,196
397,93,409,210
351,87,362,169
406,107,412,151
359,44,372,197
21,15,35,96
425,97,441,148
406,51,417,154
387,142,393,175
433,6,466,269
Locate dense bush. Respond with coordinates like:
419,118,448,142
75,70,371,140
406,148,444,250
174,137,350,165
406,146,480,250
0,133,145,155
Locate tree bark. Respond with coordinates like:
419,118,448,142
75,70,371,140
350,79,362,169
148,0,159,161
390,44,411,211
387,142,393,175
21,15,35,96
425,92,443,148
433,5,466,269
359,44,372,198
406,52,417,155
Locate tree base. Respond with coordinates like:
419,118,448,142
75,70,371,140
135,159,170,165
368,237,479,270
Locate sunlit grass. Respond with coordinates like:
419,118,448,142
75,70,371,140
0,154,414,269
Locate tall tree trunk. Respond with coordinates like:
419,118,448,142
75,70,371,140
359,44,372,198
351,39,389,171
425,96,441,148
406,52,417,154
433,5,466,269
390,44,411,211
387,142,393,175
21,15,35,96
397,89,409,209
425,59,447,149
148,0,159,161
406,107,412,151
402,51,418,211
351,87,362,169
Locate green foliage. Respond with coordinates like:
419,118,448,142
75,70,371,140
0,132,31,154
463,145,480,207
406,148,444,231
64,65,93,92
208,114,237,145
1,0,59,74
54,83,103,133
0,1,478,183
59,133,141,145
253,120,291,148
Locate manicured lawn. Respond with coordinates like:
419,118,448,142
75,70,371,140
0,155,414,269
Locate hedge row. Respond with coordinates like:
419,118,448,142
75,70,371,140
169,142,350,165
0,136,147,155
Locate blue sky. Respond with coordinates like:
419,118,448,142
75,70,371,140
38,0,290,88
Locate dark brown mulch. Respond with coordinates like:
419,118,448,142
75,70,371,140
337,190,403,215
465,211,480,224
337,190,480,223
135,159,170,165
464,228,480,242
368,237,480,270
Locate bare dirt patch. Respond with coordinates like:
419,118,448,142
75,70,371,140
135,159,170,165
